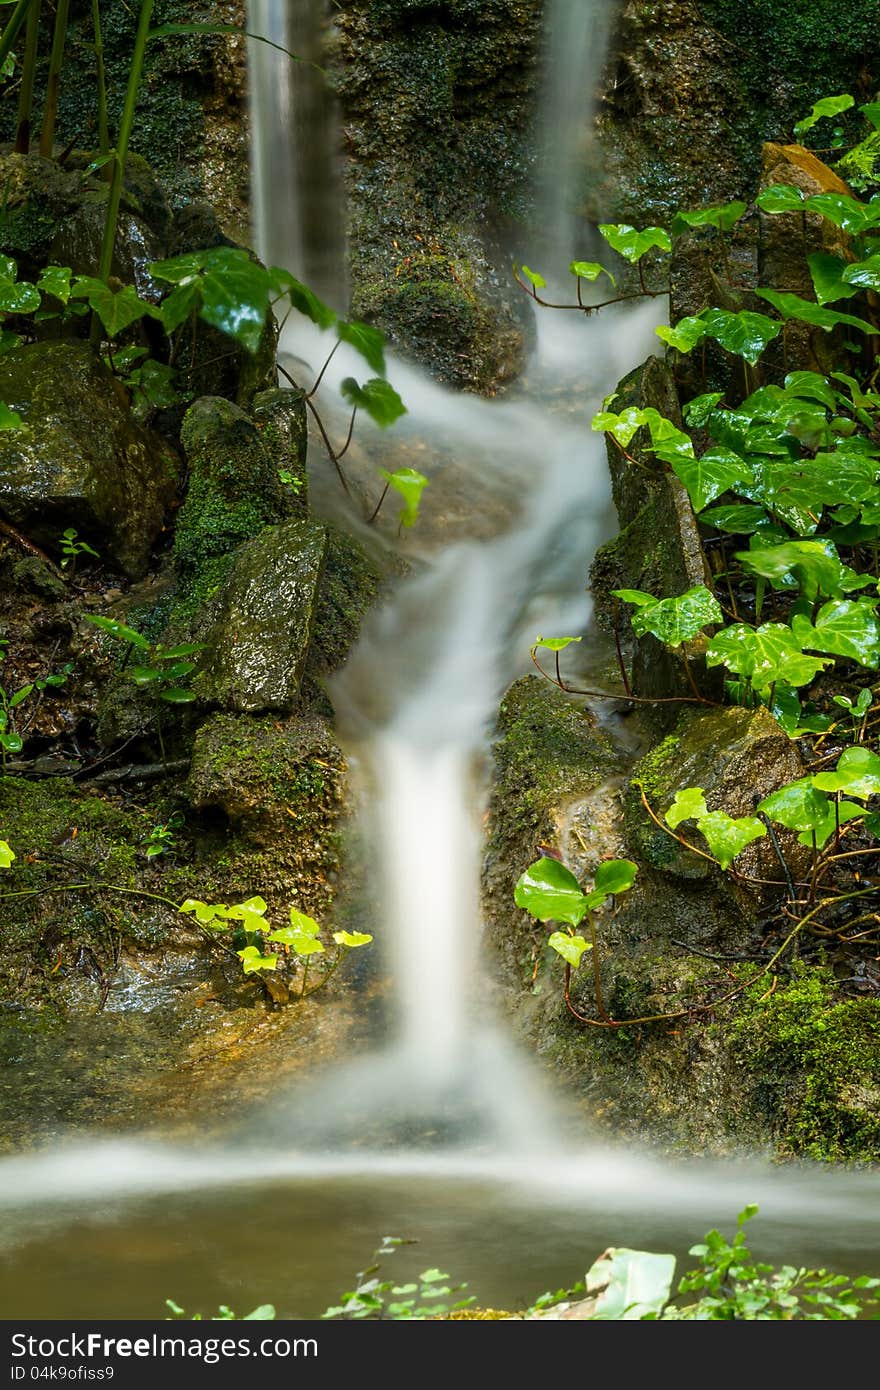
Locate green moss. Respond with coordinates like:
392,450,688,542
728,965,880,1163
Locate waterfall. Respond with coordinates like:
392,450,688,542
244,0,657,1137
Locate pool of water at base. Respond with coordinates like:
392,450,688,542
1,1147,879,1319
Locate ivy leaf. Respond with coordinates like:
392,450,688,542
547,932,592,967
267,927,325,954
569,260,615,287
237,945,279,974
683,392,724,428
591,405,650,446
706,623,831,692
791,598,880,667
268,266,337,329
614,585,722,646
812,746,880,799
665,788,709,829
584,858,638,909
83,615,151,649
700,503,769,533
150,247,270,353
699,307,782,365
803,193,880,235
734,540,872,601
70,278,160,337
598,224,672,263
337,319,386,376
672,448,751,512
340,377,406,428
519,265,546,289
794,93,855,137
0,402,25,430
783,370,838,409
0,257,39,314
755,287,875,335
180,898,229,925
757,778,831,832
532,635,582,653
0,840,15,869
332,930,373,948
36,265,72,305
671,201,747,236
379,467,428,528
514,857,590,928
841,255,880,292
807,252,862,305
695,810,766,870
656,316,707,354
756,184,806,215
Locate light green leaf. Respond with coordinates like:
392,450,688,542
289,907,321,936
756,287,875,335
520,265,546,289
0,402,25,430
266,927,326,954
794,93,855,137
340,376,406,428
598,225,672,263
696,811,766,871
237,945,279,974
0,840,14,869
665,788,710,829
592,858,638,897
83,615,151,649
379,467,429,528
591,406,649,446
514,856,589,928
656,316,707,354
532,635,582,652
757,778,831,832
791,598,880,667
569,260,615,287
706,622,832,692
547,932,591,967
332,930,373,948
611,589,656,608
812,746,880,799
734,539,872,601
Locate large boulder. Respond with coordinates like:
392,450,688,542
0,342,180,578
196,518,328,713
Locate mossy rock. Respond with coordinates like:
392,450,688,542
173,395,293,604
196,518,328,714
0,342,180,579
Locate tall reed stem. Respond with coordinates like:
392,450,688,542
13,0,40,154
91,0,108,160
0,0,36,75
39,0,70,157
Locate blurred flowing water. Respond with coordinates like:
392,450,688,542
0,0,878,1319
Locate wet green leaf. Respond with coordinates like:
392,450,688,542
84,616,151,649
584,1248,676,1321
794,93,854,137
0,402,25,430
70,277,160,338
665,788,709,829
700,503,769,533
696,811,766,870
519,265,546,289
791,598,880,667
340,376,406,428
707,623,831,692
569,260,615,286
36,264,72,304
672,448,751,512
337,318,386,376
268,266,336,328
0,840,14,869
150,247,270,353
812,746,880,799
532,635,582,652
671,202,746,236
756,184,806,214
757,778,831,832
656,316,707,354
514,856,589,928
807,252,862,305
616,585,722,646
841,254,880,292
548,931,591,967
735,539,872,600
598,224,672,263
756,288,875,335
237,945,278,974
379,467,428,528
699,307,782,365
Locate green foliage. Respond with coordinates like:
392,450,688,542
379,467,429,528
340,376,407,428
598,224,671,263
0,839,13,868
165,1300,276,1322
613,585,722,646
58,528,99,571
664,787,766,870
793,93,855,138
84,616,205,707
514,854,636,974
179,896,371,994
322,1237,475,1320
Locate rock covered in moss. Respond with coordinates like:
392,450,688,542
252,387,309,516
173,395,293,602
0,342,180,578
197,518,328,713
187,710,346,850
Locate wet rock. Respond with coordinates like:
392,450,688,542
197,519,328,714
252,387,309,516
49,204,165,302
173,395,294,605
625,705,809,895
0,342,180,579
11,555,65,600
187,710,346,850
